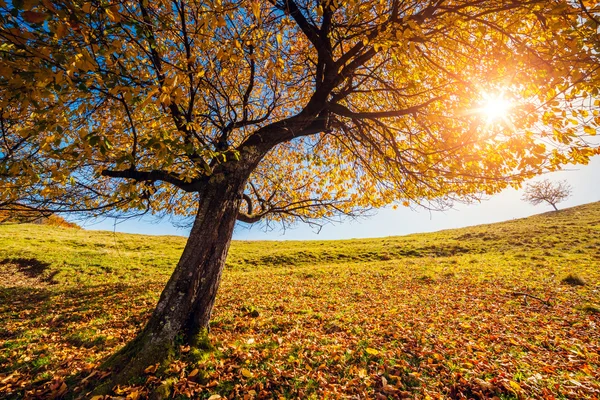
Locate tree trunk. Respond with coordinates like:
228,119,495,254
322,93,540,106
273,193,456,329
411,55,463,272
551,203,558,211
101,168,250,388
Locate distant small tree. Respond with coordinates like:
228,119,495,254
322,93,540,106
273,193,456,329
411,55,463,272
522,179,572,211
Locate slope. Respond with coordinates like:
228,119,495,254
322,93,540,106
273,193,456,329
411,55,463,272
0,202,599,399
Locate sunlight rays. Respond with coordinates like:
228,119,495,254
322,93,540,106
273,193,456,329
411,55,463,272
481,94,512,123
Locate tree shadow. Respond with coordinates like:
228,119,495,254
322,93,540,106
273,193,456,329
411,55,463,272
0,257,52,279
0,280,160,398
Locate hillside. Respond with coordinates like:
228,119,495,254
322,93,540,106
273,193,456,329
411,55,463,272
1,202,599,399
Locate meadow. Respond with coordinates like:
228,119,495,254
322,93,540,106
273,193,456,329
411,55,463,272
0,202,599,399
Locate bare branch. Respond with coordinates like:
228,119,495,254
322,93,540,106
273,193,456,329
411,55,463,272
327,97,442,120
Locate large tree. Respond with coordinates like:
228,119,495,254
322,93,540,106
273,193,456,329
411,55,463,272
1,0,599,386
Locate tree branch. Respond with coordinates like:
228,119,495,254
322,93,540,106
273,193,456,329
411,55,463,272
100,168,203,192
272,0,323,51
327,97,442,120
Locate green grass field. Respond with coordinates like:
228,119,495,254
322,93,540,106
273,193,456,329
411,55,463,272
1,202,599,399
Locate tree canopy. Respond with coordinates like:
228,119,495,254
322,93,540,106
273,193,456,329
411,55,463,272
1,0,598,227
2,0,600,389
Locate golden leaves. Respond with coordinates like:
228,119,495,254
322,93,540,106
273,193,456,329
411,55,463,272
240,368,254,378
105,6,121,23
365,347,380,356
0,0,598,222
3,206,600,397
250,1,260,20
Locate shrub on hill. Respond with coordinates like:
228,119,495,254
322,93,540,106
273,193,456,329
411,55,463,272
561,274,586,286
0,209,80,229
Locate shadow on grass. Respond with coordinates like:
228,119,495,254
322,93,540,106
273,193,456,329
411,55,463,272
0,258,52,279
0,281,161,398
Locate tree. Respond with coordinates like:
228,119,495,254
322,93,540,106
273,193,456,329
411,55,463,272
1,0,599,388
522,179,573,211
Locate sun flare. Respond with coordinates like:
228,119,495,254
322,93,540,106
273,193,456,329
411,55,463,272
481,94,512,122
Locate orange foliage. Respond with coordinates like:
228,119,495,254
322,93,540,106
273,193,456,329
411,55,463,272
0,208,80,229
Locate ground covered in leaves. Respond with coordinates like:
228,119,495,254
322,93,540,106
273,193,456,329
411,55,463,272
1,202,599,399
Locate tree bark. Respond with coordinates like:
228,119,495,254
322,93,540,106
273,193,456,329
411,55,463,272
95,103,326,391
101,165,252,388
95,100,326,391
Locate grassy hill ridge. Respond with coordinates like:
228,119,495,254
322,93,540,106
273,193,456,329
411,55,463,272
0,202,599,399
1,201,598,284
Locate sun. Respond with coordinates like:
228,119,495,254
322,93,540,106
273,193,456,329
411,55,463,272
480,93,512,122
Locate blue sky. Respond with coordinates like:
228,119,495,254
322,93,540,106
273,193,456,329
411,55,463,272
83,156,600,240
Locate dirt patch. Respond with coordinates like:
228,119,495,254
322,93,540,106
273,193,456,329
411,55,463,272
0,258,57,288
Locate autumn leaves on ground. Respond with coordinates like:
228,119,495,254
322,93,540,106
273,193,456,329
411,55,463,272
0,203,599,399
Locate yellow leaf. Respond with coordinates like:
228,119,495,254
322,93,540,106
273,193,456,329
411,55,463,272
365,347,379,355
509,380,522,392
583,126,596,135
140,87,159,108
144,364,158,374
251,2,260,20
113,386,128,395
126,391,140,400
207,395,221,400
581,364,593,375
188,368,199,377
106,6,121,23
240,368,253,378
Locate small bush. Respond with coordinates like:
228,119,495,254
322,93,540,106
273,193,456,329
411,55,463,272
45,215,81,229
561,274,586,286
0,209,80,228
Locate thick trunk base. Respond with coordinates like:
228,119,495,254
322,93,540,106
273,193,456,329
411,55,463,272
93,175,247,393
93,331,177,394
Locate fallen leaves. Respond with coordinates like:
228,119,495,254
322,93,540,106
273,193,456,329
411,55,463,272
144,364,159,374
1,205,599,398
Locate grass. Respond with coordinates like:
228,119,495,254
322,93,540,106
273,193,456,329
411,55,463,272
0,202,599,399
